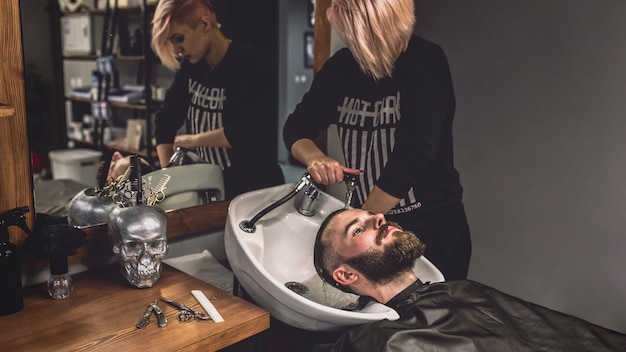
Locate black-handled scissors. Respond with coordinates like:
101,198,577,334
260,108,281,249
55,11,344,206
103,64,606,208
160,297,211,321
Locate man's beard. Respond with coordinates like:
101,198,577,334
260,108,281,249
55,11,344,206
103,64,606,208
345,221,425,286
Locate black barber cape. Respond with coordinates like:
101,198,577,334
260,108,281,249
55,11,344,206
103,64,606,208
308,280,626,351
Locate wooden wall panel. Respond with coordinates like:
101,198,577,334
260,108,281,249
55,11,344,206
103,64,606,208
0,0,35,246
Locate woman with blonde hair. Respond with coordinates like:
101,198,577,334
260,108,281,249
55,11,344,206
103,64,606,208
283,0,471,280
151,0,284,199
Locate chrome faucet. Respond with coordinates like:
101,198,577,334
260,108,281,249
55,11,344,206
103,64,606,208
296,182,320,216
238,172,359,232
297,172,359,216
239,173,314,233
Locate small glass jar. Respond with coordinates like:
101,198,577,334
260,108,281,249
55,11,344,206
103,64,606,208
47,255,73,300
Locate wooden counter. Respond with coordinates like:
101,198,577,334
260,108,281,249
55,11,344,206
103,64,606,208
0,264,269,351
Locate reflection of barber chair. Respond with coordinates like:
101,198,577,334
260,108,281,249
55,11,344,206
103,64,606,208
142,164,225,211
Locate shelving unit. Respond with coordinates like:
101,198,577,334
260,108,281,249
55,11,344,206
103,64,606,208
54,1,161,165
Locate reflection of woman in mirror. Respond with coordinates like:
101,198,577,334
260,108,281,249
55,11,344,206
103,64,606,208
151,0,284,199
283,0,471,280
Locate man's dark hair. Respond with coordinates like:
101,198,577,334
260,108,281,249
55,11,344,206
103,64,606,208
313,208,355,293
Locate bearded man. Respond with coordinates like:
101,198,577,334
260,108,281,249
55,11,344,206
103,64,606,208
311,208,626,351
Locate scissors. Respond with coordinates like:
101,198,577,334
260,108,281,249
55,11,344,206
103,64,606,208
160,297,211,322
146,188,166,206
112,190,133,208
146,175,170,206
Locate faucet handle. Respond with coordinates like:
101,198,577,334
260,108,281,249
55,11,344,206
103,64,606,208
294,173,314,192
166,147,184,167
343,173,359,209
344,173,359,188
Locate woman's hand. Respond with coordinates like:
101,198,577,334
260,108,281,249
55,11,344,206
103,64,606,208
291,138,360,185
306,155,361,185
307,156,360,185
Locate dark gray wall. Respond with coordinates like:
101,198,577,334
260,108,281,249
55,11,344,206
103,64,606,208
278,0,314,164
413,0,626,333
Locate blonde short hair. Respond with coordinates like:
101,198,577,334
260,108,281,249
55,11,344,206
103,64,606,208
327,0,415,81
151,0,218,71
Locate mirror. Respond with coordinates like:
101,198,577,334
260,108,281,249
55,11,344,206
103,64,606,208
20,0,315,221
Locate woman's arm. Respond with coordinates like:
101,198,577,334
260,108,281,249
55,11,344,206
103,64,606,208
156,144,174,167
376,40,456,200
154,66,188,167
292,138,400,214
173,128,232,150
361,186,401,214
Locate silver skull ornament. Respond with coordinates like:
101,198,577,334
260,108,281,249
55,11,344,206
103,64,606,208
107,206,168,288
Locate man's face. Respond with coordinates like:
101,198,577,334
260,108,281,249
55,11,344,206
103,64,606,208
108,151,130,180
325,209,423,285
325,209,402,258
107,152,151,183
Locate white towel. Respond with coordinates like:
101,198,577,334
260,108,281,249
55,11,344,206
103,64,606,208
164,249,234,294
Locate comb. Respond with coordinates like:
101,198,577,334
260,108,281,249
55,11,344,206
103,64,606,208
155,175,171,193
129,155,143,206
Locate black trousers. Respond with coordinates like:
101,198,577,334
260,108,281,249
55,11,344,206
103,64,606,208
387,202,472,281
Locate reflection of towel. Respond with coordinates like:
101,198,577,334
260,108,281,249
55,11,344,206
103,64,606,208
164,249,234,294
34,179,90,217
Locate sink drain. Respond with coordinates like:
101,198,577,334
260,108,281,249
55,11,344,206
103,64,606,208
285,281,309,295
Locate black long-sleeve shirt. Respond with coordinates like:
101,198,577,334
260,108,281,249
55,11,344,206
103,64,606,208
155,41,283,198
284,35,463,214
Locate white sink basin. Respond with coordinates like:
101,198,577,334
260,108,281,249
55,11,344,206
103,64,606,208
224,183,445,331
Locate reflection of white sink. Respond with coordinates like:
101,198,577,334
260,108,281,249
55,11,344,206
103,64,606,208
143,164,224,211
224,183,445,331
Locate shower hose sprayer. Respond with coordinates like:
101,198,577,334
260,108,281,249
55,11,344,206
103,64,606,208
239,172,359,233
